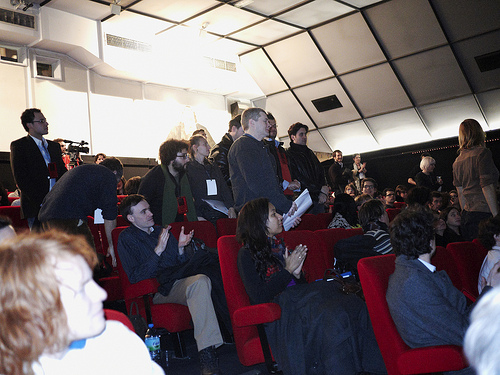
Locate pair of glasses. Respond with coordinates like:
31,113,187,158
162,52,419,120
33,119,48,124
176,153,189,159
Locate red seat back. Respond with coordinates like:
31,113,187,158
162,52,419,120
169,220,218,248
104,308,135,332
431,246,462,291
216,217,238,237
293,213,332,231
316,227,364,269
386,208,401,223
0,206,29,231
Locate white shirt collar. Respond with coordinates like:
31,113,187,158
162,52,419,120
418,258,436,272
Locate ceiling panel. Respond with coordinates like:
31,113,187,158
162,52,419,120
265,91,311,137
366,109,431,148
320,120,379,155
230,19,301,45
275,0,355,28
392,46,471,106
311,13,385,74
44,0,113,20
453,30,500,94
477,89,500,131
206,37,255,58
341,63,412,117
239,49,287,95
265,32,332,88
243,0,306,15
183,4,266,35
365,0,447,59
302,129,332,153
292,78,360,127
418,95,485,139
342,0,385,7
431,0,500,43
103,10,174,39
130,0,219,23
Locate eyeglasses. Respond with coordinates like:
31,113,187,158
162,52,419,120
363,185,375,189
32,119,48,124
176,153,189,159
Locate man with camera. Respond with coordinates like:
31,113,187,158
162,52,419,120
10,108,67,230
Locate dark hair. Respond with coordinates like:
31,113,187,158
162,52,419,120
287,122,308,139
361,177,377,189
192,129,206,137
430,191,442,200
395,185,407,194
406,186,431,207
0,215,13,230
120,194,146,220
159,139,189,166
332,194,359,226
333,150,342,156
94,153,106,163
99,157,123,179
20,108,41,132
266,112,275,121
124,176,141,195
478,216,500,250
236,198,278,279
189,135,206,158
241,108,265,131
439,206,459,223
359,199,386,232
228,115,242,132
390,206,435,259
383,188,395,196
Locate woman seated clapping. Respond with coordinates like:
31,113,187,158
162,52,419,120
236,198,386,375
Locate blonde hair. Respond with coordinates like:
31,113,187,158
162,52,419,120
0,231,97,375
459,119,485,152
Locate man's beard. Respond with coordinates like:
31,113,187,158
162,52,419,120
172,159,185,173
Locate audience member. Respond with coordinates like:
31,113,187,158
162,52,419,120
387,207,500,357
209,115,243,188
228,108,296,216
351,153,367,192
415,156,443,191
449,189,460,209
117,195,228,375
327,193,359,229
465,285,500,375
186,135,236,224
361,177,377,198
395,185,408,202
355,193,372,211
383,188,396,208
428,191,443,213
53,138,70,169
453,118,499,241
0,181,9,206
138,139,197,225
477,216,500,294
344,182,358,198
440,206,464,245
38,157,123,266
10,108,67,229
0,216,16,243
359,199,392,255
327,150,351,195
263,113,300,198
124,176,141,195
407,152,430,186
94,153,106,164
117,176,126,195
433,212,447,247
286,122,329,213
406,186,431,208
0,231,164,375
236,197,386,375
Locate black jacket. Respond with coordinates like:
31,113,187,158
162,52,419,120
286,142,326,201
209,132,233,187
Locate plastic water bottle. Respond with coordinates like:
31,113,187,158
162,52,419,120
145,324,161,365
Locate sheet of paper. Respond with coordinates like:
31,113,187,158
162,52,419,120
202,199,229,215
94,208,104,224
206,179,217,195
282,189,313,231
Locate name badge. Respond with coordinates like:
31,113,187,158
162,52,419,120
206,179,217,196
48,162,58,178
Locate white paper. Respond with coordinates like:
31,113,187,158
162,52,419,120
93,208,104,224
202,199,229,215
206,179,217,196
282,189,313,231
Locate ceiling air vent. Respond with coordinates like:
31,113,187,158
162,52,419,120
0,7,35,28
204,57,237,72
475,50,500,73
311,94,342,113
105,34,152,53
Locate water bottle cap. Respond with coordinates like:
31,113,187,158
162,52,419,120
148,323,154,328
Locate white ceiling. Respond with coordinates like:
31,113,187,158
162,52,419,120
4,0,500,153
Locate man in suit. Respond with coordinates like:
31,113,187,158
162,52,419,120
10,108,67,229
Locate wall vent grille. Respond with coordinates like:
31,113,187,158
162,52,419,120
204,57,237,72
105,34,152,53
0,7,35,29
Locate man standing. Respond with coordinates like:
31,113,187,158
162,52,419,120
10,108,67,229
263,113,300,198
286,122,329,213
209,115,244,188
328,150,350,196
117,195,226,375
138,139,197,226
38,157,123,266
228,108,296,215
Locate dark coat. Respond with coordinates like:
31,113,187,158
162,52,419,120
209,132,234,187
10,135,66,219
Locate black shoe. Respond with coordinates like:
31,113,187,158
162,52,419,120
199,346,222,375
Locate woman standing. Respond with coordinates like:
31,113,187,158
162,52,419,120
237,198,386,375
186,135,237,225
453,119,499,240
415,156,442,191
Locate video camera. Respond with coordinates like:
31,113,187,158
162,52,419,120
64,139,89,154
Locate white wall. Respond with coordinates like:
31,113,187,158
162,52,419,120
0,48,231,159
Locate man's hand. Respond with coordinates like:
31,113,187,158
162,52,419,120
107,243,117,267
287,180,301,191
228,207,237,219
318,186,329,204
178,226,194,248
154,226,171,256
287,202,298,217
